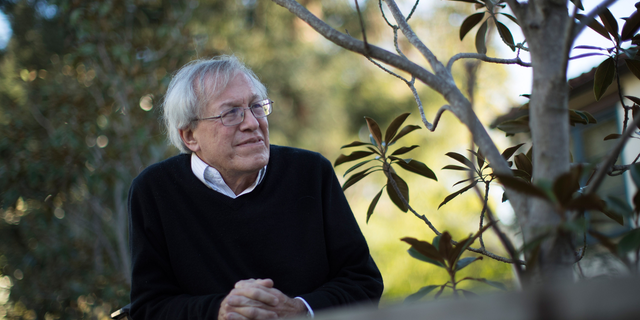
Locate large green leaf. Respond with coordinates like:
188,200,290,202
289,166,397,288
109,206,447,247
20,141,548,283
395,159,437,181
594,57,615,101
626,59,640,81
621,10,640,41
401,237,445,265
342,168,377,191
455,256,482,271
334,151,374,167
514,153,533,177
340,141,373,149
496,117,530,135
366,187,384,223
365,116,383,148
438,232,453,264
618,228,640,254
501,143,526,160
438,180,478,209
343,159,376,177
576,13,611,40
495,175,550,200
499,12,519,26
445,152,475,169
384,113,411,144
460,13,485,40
570,0,584,11
471,278,507,290
389,125,421,145
475,20,488,55
496,20,515,51
387,172,409,212
391,145,419,156
404,285,439,303
599,8,619,40
634,105,640,130
552,169,581,205
630,163,640,188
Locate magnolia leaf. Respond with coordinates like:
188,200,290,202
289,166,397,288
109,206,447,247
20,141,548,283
626,95,640,105
443,164,471,171
401,237,445,264
594,57,615,101
404,285,439,303
514,153,533,177
502,143,526,160
570,0,584,11
343,159,375,177
385,113,411,144
387,172,409,212
438,180,478,209
499,12,519,25
512,169,531,180
448,0,485,4
438,232,453,263
604,133,621,140
601,207,626,226
460,12,485,40
475,20,488,54
473,278,507,290
365,117,383,148
475,149,485,170
396,159,437,181
588,230,619,254
576,13,611,40
497,118,530,135
340,141,373,149
621,10,640,41
566,194,607,212
634,105,640,130
453,177,476,188
626,59,640,81
449,236,473,266
618,228,640,254
572,45,607,50
495,175,549,200
366,188,384,223
630,163,640,188
599,8,619,39
445,152,475,169
552,169,581,205
456,256,482,271
605,196,634,218
391,145,419,156
460,289,478,298
389,125,421,145
334,151,374,167
570,53,609,60
342,168,376,191
496,20,516,51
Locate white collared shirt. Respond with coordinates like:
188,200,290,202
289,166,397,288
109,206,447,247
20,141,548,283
191,153,267,198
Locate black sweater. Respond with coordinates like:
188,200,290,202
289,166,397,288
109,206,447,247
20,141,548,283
129,145,383,319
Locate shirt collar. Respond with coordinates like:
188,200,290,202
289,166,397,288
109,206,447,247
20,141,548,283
191,153,267,199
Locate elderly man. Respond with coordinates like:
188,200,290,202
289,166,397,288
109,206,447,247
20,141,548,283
128,56,383,320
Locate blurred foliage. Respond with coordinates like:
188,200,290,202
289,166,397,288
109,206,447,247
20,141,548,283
0,0,518,318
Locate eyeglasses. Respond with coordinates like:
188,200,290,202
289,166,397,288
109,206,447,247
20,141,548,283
195,99,273,126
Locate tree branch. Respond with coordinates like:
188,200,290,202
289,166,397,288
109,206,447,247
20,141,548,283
447,53,532,71
585,115,640,194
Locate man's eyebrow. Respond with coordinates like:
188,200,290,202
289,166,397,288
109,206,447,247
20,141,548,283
218,94,260,108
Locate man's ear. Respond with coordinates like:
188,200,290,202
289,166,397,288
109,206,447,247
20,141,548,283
179,128,200,152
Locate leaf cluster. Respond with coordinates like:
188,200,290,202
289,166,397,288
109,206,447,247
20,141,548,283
401,226,506,301
574,4,640,100
452,0,518,53
334,113,437,222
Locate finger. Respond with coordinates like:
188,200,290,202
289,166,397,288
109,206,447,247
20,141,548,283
231,287,279,306
227,295,272,308
231,306,278,320
235,278,273,289
221,311,249,320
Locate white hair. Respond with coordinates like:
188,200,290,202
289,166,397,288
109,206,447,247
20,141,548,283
162,55,267,153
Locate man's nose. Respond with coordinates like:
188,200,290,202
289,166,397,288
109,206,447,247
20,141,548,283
239,108,260,130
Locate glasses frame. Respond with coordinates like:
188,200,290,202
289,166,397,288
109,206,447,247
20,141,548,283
195,99,273,126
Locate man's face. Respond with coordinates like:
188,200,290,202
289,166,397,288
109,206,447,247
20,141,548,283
181,72,270,180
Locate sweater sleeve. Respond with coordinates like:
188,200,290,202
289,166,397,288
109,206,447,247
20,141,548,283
128,175,224,320
297,157,384,312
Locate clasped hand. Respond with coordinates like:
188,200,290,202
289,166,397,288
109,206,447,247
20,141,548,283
218,279,307,320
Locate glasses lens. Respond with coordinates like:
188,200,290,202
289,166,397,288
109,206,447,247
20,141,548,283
250,100,272,118
221,108,243,126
